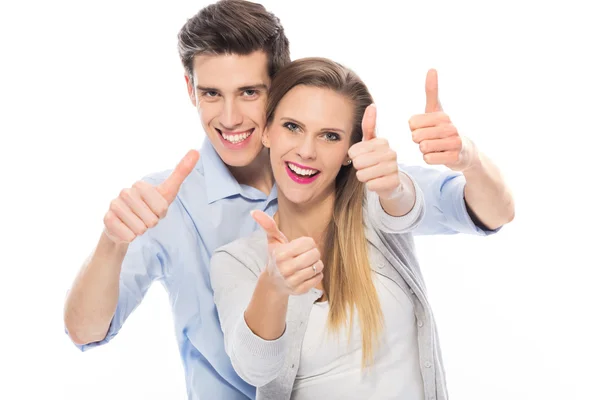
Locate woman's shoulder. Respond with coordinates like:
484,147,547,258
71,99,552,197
210,230,269,276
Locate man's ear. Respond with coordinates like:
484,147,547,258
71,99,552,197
185,75,196,106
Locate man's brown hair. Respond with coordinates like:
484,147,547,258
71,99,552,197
178,0,290,79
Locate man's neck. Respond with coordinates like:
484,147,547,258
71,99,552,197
275,191,335,246
228,148,274,196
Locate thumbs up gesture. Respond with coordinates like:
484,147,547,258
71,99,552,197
251,210,323,296
409,69,478,172
103,150,200,244
348,104,402,200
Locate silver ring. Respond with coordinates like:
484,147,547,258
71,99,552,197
312,264,317,275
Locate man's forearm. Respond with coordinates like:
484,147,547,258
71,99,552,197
63,232,128,345
463,150,515,230
244,271,289,340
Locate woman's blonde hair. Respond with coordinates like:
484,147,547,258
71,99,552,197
266,57,382,367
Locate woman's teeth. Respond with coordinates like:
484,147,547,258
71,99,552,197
222,131,251,143
288,163,318,176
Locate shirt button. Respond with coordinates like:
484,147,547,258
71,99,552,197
417,320,424,328
377,263,385,269
424,362,432,368
291,364,295,368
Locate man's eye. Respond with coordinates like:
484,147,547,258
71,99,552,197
202,91,219,97
243,90,257,96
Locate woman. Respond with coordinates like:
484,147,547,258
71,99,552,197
210,58,447,399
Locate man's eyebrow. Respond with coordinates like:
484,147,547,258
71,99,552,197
238,84,268,91
195,84,268,92
195,85,218,92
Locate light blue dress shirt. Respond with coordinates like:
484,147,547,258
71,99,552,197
68,138,497,399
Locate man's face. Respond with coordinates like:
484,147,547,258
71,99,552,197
186,51,270,167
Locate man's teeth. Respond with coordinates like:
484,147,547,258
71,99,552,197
288,163,318,176
222,131,251,143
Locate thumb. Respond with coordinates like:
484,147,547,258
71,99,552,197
425,69,443,113
157,149,200,203
361,104,377,141
251,210,288,244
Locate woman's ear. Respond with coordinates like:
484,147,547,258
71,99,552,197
261,131,271,148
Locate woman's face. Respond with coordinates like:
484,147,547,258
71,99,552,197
264,85,355,206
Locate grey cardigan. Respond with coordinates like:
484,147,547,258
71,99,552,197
210,189,448,400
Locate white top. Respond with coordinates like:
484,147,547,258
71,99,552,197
291,273,425,400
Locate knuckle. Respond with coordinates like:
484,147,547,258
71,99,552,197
157,202,169,218
148,217,159,228
355,170,365,182
408,117,416,131
311,247,321,260
103,211,115,226
453,135,463,148
274,251,285,264
119,188,131,200
133,180,149,191
411,129,420,143
125,231,136,243
302,236,316,247
316,261,324,273
446,123,458,136
109,199,120,213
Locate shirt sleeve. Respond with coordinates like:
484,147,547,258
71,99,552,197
399,164,501,236
210,248,288,388
365,171,425,234
66,233,166,351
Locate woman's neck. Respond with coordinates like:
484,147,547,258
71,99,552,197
275,191,335,245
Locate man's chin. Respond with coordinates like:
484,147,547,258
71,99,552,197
218,148,262,169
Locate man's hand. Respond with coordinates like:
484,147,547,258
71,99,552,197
409,69,479,172
251,210,323,296
348,104,403,200
103,150,200,244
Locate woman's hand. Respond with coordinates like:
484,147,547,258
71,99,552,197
251,210,324,295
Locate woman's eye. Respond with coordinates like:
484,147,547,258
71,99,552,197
284,122,300,132
324,132,340,141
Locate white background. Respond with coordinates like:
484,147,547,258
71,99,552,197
1,0,598,399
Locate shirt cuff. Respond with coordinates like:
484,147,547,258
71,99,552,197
233,313,288,361
442,176,502,236
65,317,120,352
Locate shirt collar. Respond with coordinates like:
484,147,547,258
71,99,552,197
200,138,243,204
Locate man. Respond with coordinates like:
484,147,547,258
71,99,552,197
64,0,514,399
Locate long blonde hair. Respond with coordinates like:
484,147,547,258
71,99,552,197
266,57,382,367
